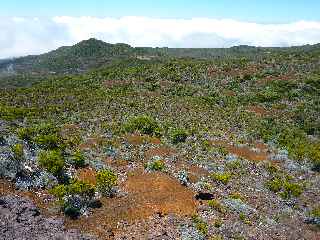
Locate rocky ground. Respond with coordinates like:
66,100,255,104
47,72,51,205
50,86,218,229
0,194,94,240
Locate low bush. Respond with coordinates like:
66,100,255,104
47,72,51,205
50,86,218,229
208,199,226,213
11,144,24,161
124,115,161,136
49,184,67,199
50,180,96,218
192,215,208,236
171,128,188,144
145,159,166,171
96,169,117,196
266,176,303,199
0,135,6,145
67,180,95,198
211,172,232,184
33,134,62,150
16,127,34,141
17,123,64,150
70,150,86,168
310,206,320,218
38,150,65,176
280,181,304,199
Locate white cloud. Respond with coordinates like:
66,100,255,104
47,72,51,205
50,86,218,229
1,16,320,58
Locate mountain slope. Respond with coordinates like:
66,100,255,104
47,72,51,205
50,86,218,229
0,39,139,75
1,39,320,78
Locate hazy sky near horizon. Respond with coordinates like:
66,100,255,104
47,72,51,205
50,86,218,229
1,0,320,58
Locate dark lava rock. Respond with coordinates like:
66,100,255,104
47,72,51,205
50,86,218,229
0,195,95,240
195,192,214,201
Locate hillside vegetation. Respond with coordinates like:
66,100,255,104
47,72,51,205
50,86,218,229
0,39,319,239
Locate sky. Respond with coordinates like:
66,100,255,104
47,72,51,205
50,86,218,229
1,0,320,58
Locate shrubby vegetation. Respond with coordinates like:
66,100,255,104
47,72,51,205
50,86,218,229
124,115,161,136
171,128,188,144
38,150,65,177
96,169,117,196
70,150,86,168
145,159,166,171
11,144,24,161
266,175,304,199
0,39,319,237
50,180,96,218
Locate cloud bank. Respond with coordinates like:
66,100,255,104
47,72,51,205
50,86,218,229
1,16,320,58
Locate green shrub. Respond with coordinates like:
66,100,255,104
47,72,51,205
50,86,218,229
216,146,229,156
63,201,81,219
229,192,245,201
210,235,224,240
38,150,65,176
312,159,320,172
49,180,95,218
239,212,252,225
71,150,86,168
67,180,95,198
310,206,320,218
266,176,303,199
280,182,303,199
255,88,281,103
11,144,24,161
308,143,320,172
266,177,283,193
192,215,208,236
124,115,161,136
211,172,232,184
145,160,166,171
33,134,62,150
49,184,67,199
16,127,34,141
208,199,226,213
226,160,242,170
214,218,223,228
0,135,5,145
17,123,63,150
0,106,29,121
171,128,188,144
96,169,117,196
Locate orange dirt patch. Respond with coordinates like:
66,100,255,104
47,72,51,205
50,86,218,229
104,157,129,168
211,140,269,162
60,124,80,139
247,105,269,117
126,134,145,145
79,137,105,150
76,168,97,185
257,73,297,85
65,171,197,239
224,90,236,97
148,137,161,145
188,165,210,183
126,134,162,146
144,146,176,160
124,171,197,217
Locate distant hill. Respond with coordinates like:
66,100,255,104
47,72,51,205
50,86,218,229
0,39,140,75
1,38,320,77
